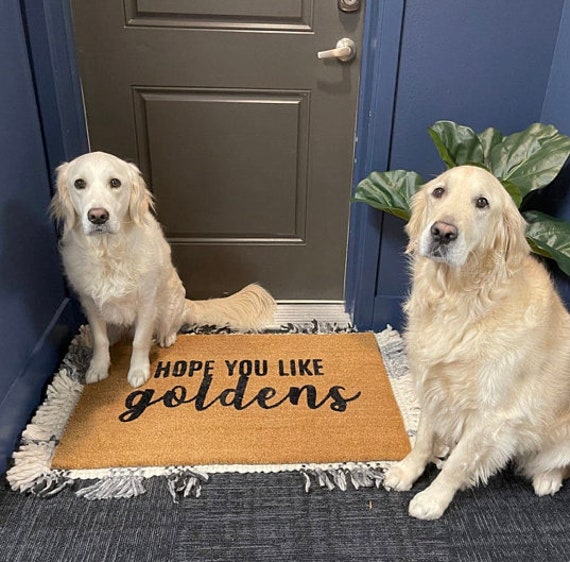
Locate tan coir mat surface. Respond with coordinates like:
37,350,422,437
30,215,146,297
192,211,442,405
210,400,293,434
52,333,410,469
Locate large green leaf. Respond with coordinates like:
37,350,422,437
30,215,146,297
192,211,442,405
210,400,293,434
488,123,570,199
500,179,523,208
427,121,570,207
428,121,484,168
523,210,570,276
478,126,504,164
353,170,424,221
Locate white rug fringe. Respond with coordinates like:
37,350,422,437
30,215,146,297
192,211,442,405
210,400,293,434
7,361,82,494
6,324,419,500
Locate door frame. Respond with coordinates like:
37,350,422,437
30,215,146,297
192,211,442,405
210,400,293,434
28,0,405,330
345,0,405,330
21,0,89,179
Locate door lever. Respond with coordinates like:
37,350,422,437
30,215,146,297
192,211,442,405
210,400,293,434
338,0,360,12
317,38,356,62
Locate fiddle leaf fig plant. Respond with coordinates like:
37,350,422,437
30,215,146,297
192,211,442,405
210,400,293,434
354,120,570,276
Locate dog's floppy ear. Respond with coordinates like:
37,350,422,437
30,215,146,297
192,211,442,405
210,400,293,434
493,198,530,273
127,162,155,225
405,187,428,254
50,161,76,236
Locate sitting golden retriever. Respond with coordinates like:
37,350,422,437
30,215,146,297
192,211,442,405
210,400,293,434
384,165,570,519
51,151,275,388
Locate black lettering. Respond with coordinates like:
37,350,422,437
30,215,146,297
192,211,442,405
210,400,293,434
225,359,237,376
119,376,363,421
153,361,171,378
327,386,362,412
172,360,187,377
217,375,250,408
119,388,158,422
188,360,203,376
255,387,278,408
163,385,189,407
297,359,312,376
192,374,215,410
278,359,298,376
278,359,289,376
288,385,319,407
254,359,268,376
239,386,290,410
204,360,215,376
239,360,252,377
313,359,324,375
286,385,359,410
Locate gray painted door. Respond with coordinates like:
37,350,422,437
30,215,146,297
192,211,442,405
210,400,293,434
70,1,364,301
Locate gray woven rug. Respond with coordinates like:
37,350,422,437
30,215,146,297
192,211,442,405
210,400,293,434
1,465,569,562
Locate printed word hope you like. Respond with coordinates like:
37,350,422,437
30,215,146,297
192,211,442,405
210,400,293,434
154,358,325,378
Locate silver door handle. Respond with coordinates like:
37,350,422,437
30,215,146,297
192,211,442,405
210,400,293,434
317,38,356,62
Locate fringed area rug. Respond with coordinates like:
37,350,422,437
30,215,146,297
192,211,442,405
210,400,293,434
7,324,419,501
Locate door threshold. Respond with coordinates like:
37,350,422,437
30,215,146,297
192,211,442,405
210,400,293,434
272,302,352,326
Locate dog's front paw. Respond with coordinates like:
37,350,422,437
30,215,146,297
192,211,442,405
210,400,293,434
532,470,563,496
408,489,450,520
85,357,110,384
384,461,423,492
128,364,150,388
158,332,177,348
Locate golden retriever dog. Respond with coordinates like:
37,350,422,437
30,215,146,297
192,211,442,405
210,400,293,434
384,165,570,520
51,151,275,388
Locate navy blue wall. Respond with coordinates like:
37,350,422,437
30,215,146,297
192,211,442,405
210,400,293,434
349,0,567,331
0,1,85,475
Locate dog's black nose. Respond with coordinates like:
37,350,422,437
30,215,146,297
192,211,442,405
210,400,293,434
88,208,109,225
430,221,458,244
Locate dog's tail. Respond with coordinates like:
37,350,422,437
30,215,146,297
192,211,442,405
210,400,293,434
183,283,276,331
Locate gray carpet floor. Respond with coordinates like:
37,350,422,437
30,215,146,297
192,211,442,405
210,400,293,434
1,464,568,562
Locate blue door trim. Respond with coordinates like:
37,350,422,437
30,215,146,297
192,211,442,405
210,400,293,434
345,0,405,330
20,0,87,326
21,0,89,178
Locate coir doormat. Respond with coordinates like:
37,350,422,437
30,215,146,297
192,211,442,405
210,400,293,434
8,325,419,501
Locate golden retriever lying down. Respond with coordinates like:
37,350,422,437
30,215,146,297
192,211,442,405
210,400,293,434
384,165,570,520
51,152,275,388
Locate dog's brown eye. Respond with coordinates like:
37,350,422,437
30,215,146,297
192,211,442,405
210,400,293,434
432,187,445,199
476,197,489,209
110,178,121,188
74,179,86,190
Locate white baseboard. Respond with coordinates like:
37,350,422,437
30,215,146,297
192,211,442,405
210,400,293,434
273,302,352,325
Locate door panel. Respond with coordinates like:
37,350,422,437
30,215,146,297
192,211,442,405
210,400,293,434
125,0,313,31
133,88,309,241
71,0,363,300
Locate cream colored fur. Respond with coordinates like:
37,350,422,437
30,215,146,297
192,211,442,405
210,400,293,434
51,151,275,388
384,165,570,520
